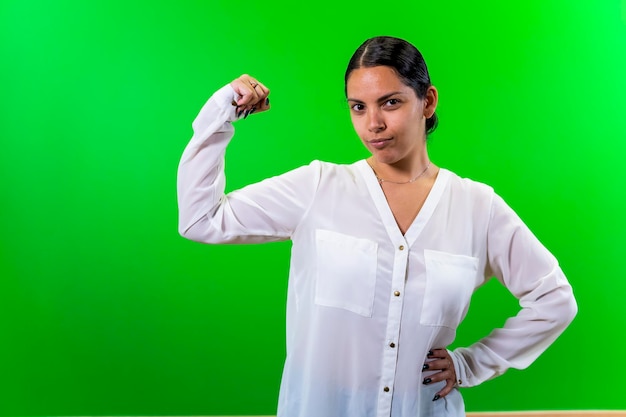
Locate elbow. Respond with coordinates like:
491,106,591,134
178,216,205,243
558,277,578,325
535,269,578,329
550,284,578,332
178,215,224,244
527,279,578,332
563,288,578,326
178,224,192,240
178,223,196,241
178,223,207,243
550,293,577,344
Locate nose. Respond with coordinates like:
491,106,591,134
367,108,385,132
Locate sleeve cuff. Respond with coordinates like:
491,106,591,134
448,349,466,388
211,83,240,122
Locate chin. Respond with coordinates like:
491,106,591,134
371,151,401,165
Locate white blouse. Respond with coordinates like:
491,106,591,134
177,85,577,417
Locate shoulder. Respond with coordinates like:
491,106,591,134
441,168,527,225
441,168,496,200
268,160,363,189
437,168,504,225
306,159,365,181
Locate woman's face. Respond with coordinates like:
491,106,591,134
346,66,431,166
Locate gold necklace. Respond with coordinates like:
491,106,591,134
371,162,431,184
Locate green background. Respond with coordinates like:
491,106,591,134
1,0,625,415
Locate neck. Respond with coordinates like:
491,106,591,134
367,156,432,184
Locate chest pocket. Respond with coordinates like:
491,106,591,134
420,249,479,329
314,229,378,317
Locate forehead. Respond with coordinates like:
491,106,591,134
346,66,412,99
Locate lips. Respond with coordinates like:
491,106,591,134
368,138,392,149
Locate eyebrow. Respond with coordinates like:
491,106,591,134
347,91,406,103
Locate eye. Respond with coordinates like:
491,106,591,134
350,103,365,112
384,98,401,108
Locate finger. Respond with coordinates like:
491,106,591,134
229,74,272,119
230,75,261,107
246,79,263,104
240,92,268,119
423,363,455,382
254,81,270,98
423,366,456,401
427,348,448,359
423,351,453,379
245,83,270,115
422,365,453,383
245,78,268,106
230,78,250,104
249,81,270,113
425,357,453,371
253,94,271,114
433,376,457,401
423,349,457,401
425,348,448,367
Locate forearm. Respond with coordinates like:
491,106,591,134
177,84,237,241
450,271,577,387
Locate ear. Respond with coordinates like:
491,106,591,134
423,86,438,118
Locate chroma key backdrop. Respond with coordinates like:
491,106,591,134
1,0,625,415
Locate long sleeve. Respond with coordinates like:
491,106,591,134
449,194,578,387
177,84,320,244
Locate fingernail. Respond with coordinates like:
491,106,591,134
422,364,429,371
244,109,251,119
237,109,244,118
265,97,270,106
423,378,431,384
249,106,256,115
427,350,434,357
432,394,441,401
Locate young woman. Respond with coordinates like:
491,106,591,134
177,36,577,417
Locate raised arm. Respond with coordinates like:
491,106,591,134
177,75,318,244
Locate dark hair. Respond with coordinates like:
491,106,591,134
345,36,438,135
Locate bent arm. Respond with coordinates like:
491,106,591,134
177,84,319,244
177,84,235,240
450,194,577,387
